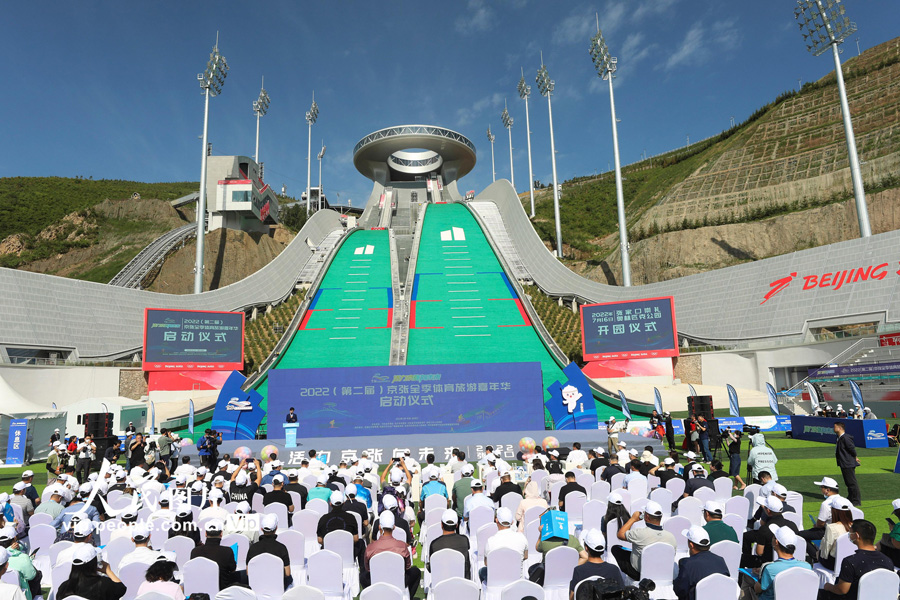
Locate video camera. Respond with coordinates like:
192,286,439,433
743,424,761,435
575,578,655,600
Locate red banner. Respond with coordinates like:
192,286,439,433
880,333,900,347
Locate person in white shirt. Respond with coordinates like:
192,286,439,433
173,457,197,480
616,442,630,467
148,493,176,523
607,417,629,455
0,547,26,600
116,523,161,575
224,501,259,544
402,450,420,475
55,519,95,567
141,468,165,496
75,435,96,483
307,449,327,472
479,507,528,582
108,509,141,544
199,489,229,523
463,479,494,532
567,442,589,470
356,451,375,474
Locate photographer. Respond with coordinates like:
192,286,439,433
723,428,747,490
606,416,629,455
75,435,96,483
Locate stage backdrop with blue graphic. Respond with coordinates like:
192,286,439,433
211,371,265,440
545,363,599,430
268,363,544,437
580,297,678,361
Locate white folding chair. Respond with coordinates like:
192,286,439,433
531,470,548,489
713,477,733,500
814,533,855,584
590,481,610,503
28,512,52,527
49,540,73,566
663,516,691,554
183,556,220,598
500,492,522,517
576,473,594,495
627,478,648,501
522,505,546,529
307,548,350,600
425,494,448,513
676,496,703,525
724,495,751,521
324,529,359,597
664,477,685,499
467,505,494,538
27,523,56,557
565,491,587,525
1,569,18,586
856,568,900,600
695,572,739,600
429,548,466,593
277,529,307,582
119,561,151,600
361,582,405,600
105,536,136,572
222,533,251,570
433,576,481,600
783,511,803,531
773,566,819,600
483,547,523,600
391,527,407,543
425,508,444,530
638,542,676,598
476,523,499,564
282,585,325,600
524,518,542,569
289,491,304,512
163,535,196,569
693,487,717,504
294,509,321,555
710,540,741,581
549,481,566,507
307,498,329,515
582,500,606,532
572,576,601,599
609,473,626,491
647,475,660,490
247,553,286,600
722,513,745,537
137,592,180,600
501,579,544,599
263,503,289,531
648,488,673,517
370,551,409,599
743,485,761,517
50,562,72,599
542,545,578,600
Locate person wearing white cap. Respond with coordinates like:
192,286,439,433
0,526,38,599
228,458,262,504
479,507,528,583
361,510,421,596
420,466,449,511
741,496,796,568
462,479,494,531
306,473,333,503
797,476,842,550
615,441,630,467
199,488,229,523
51,482,100,531
673,526,730,600
863,406,877,420
599,453,626,485
9,483,33,527
817,495,854,570
262,474,295,524
74,434,96,484
747,432,779,484
571,529,623,592
427,510,471,579
115,522,161,576
701,500,737,545
451,463,476,518
652,457,679,487
606,415,628,455
54,518,95,568
45,441,64,484
754,524,812,600
33,485,65,522
833,421,862,506
587,447,609,475
260,458,284,486
191,520,239,589
18,471,39,509
611,500,676,580
316,491,360,549
879,498,900,567
835,404,847,418
58,544,127,600
247,513,293,588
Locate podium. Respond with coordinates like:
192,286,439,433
283,423,299,449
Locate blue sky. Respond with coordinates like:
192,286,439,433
2,1,895,207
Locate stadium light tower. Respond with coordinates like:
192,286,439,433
252,77,270,164
795,0,871,237
501,100,515,189
305,92,319,216
194,34,229,295
486,125,496,182
317,142,326,212
517,69,536,218
537,55,563,258
590,17,631,285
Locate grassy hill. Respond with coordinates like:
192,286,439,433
528,36,900,265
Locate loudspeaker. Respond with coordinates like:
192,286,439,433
706,418,720,448
83,413,113,438
92,436,120,469
686,395,714,420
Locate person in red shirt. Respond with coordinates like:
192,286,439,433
360,510,420,597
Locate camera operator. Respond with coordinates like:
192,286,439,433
723,428,747,490
197,429,222,469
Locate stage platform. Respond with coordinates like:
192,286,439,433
180,430,664,467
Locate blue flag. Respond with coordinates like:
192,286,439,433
653,388,663,415
849,380,865,411
688,384,698,398
617,390,632,420
765,383,779,416
726,384,740,417
188,399,195,434
804,381,821,412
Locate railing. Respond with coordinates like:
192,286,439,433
784,337,879,397
1,356,140,368
353,125,476,156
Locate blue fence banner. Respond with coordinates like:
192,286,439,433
546,363,599,430
617,390,632,420
212,371,266,440
726,384,740,418
5,420,28,467
653,388,663,415
804,381,821,411
790,415,888,448
895,446,900,475
188,400,195,434
849,380,865,411
809,360,900,380
268,362,545,438
765,383,779,416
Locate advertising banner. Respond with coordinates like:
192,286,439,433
879,332,900,347
617,390,632,420
790,416,888,448
654,388,663,415
5,420,28,467
268,362,545,438
805,381,821,411
143,308,244,371
580,297,678,361
625,415,791,439
808,361,900,380
849,380,865,411
726,384,740,417
766,383,780,416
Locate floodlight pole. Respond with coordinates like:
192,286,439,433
591,21,631,285
487,126,496,182
518,69,536,217
305,92,319,216
317,143,326,212
501,101,515,188
194,36,228,294
537,57,563,259
795,0,870,237
253,77,270,164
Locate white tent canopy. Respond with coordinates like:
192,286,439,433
0,373,56,415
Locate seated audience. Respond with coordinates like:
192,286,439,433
362,511,420,596
612,500,676,580
819,519,894,600
673,526,730,600
428,510,471,579
136,553,183,600
755,525,812,600
569,529,622,596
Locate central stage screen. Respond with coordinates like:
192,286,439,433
268,362,544,437
580,296,678,361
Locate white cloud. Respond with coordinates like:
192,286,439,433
632,0,677,22
455,92,505,127
455,0,493,35
664,22,706,70
661,18,741,71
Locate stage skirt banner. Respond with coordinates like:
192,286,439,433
268,362,545,438
628,415,792,438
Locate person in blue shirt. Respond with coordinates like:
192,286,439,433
755,524,812,600
417,468,449,523
352,472,372,509
52,483,100,532
673,526,730,600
